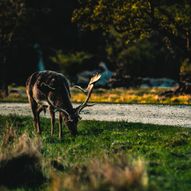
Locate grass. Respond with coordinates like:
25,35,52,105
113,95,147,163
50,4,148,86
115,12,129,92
1,86,191,105
0,115,191,190
72,87,191,104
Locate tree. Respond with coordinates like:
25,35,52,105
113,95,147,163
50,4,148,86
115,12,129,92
72,0,191,79
0,0,26,96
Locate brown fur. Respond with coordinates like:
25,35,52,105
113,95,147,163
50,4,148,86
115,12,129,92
26,71,77,139
26,71,100,139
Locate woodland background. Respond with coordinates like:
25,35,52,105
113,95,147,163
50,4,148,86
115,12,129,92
1,0,191,95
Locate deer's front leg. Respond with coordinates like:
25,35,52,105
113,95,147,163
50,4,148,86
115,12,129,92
58,112,63,140
29,98,39,133
49,106,55,136
36,111,41,134
36,107,44,134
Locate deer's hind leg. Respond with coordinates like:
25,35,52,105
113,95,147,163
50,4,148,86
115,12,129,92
28,96,43,134
49,106,55,137
58,112,63,140
36,106,44,134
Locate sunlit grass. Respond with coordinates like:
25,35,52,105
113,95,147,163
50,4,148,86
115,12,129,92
1,86,191,105
71,88,191,105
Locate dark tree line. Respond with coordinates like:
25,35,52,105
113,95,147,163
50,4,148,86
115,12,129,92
1,0,191,95
73,0,191,78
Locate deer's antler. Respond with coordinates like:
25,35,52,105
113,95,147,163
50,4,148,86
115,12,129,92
47,97,73,121
72,85,87,94
75,73,101,114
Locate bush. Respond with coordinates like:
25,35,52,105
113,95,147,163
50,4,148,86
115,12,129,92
51,51,92,81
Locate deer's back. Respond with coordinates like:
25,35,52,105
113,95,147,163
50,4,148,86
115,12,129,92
26,71,71,106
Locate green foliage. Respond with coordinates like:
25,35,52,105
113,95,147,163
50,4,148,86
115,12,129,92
0,0,26,45
51,50,92,80
1,115,191,190
73,0,191,45
73,0,191,78
180,58,191,75
114,40,156,77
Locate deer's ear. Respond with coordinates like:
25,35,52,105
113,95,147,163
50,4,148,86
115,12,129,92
41,82,55,92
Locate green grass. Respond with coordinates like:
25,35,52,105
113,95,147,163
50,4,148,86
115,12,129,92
0,115,191,190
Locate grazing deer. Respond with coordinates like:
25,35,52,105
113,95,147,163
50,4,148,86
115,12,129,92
26,70,101,139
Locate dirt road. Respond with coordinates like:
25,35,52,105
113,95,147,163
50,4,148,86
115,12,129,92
0,103,190,127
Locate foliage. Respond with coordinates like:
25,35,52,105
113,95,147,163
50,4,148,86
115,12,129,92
0,0,26,46
180,58,191,75
73,0,191,78
0,0,51,46
1,1,191,87
73,0,191,50
113,39,159,77
0,0,27,96
0,0,52,94
51,50,92,80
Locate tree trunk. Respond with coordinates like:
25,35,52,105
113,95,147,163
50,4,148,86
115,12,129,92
0,52,9,97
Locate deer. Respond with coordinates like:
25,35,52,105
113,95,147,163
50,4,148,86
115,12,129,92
26,70,101,139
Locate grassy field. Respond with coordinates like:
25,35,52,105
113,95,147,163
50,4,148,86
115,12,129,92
0,115,191,190
1,86,191,105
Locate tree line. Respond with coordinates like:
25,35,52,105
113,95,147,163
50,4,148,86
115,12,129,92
0,0,191,95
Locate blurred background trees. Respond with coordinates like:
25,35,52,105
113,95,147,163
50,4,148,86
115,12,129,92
73,0,191,79
0,0,191,94
0,0,27,96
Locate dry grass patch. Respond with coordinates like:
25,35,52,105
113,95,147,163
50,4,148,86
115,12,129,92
71,88,191,104
50,155,148,191
0,126,45,188
1,86,191,104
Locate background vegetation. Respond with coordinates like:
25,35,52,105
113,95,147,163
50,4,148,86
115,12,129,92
1,0,191,94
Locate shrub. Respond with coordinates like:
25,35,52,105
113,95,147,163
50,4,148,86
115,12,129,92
51,51,92,81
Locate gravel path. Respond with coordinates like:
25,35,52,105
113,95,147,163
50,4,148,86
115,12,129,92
0,103,191,127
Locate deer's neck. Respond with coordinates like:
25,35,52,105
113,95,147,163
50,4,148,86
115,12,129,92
62,100,74,114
